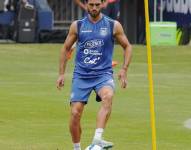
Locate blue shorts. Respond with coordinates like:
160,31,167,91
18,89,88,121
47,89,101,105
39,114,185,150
70,74,115,104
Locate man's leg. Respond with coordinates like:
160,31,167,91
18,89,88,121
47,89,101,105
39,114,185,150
93,86,114,148
70,102,85,150
95,62,118,103
96,87,113,128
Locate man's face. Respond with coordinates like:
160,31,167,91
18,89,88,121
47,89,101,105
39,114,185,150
86,0,102,18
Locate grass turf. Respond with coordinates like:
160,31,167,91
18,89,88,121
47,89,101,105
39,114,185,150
0,44,191,150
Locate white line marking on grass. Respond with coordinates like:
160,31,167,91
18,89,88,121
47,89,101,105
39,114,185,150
184,119,191,129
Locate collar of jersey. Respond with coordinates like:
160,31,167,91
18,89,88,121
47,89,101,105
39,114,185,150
87,14,104,24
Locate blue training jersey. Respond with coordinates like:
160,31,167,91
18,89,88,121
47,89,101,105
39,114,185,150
73,15,115,78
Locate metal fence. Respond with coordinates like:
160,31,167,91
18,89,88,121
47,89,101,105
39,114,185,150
46,0,143,44
47,0,82,30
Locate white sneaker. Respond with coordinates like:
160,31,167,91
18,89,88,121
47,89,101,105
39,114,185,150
92,138,114,149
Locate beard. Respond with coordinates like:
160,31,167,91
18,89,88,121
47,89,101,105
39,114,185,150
88,9,101,18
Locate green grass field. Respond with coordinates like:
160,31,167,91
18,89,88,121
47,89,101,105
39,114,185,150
0,44,191,150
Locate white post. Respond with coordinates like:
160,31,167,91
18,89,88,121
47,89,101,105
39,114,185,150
160,0,163,21
154,0,157,21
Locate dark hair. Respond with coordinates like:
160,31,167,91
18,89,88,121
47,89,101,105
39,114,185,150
85,0,104,2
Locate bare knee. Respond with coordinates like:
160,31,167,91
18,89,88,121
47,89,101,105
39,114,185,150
102,91,113,102
102,89,113,103
98,86,114,100
71,109,82,120
101,92,113,113
70,103,84,122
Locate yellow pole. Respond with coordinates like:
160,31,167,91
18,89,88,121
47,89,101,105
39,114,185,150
144,0,157,150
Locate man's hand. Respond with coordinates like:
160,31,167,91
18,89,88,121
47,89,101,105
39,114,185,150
56,74,65,90
118,68,128,88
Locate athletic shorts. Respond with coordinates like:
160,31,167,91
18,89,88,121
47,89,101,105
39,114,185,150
70,74,115,104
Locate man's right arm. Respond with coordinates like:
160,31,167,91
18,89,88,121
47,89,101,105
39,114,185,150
57,21,77,90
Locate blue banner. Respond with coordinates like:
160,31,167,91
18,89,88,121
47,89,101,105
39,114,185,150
163,0,191,27
149,0,191,27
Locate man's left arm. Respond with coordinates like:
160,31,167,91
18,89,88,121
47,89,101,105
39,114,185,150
114,21,132,88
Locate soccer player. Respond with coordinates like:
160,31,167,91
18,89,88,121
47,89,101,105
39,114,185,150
56,0,132,150
74,0,120,102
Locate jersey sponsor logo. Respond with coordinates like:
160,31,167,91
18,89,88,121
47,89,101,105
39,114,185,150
81,30,92,33
84,39,104,49
84,57,100,64
84,49,102,56
100,28,108,36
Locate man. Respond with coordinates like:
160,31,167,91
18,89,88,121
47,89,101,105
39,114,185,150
74,0,120,102
56,0,132,150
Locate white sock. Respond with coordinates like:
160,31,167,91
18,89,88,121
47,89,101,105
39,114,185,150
73,143,81,150
94,128,104,140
